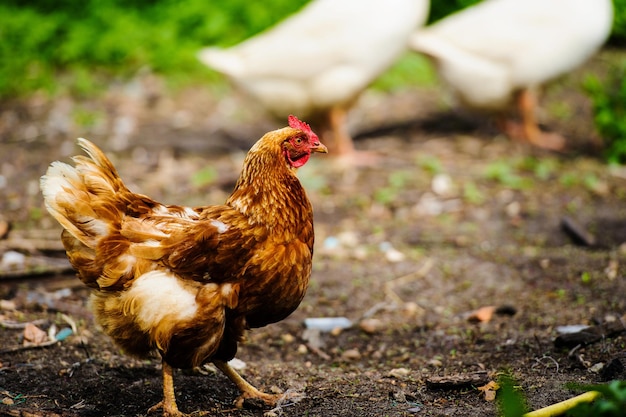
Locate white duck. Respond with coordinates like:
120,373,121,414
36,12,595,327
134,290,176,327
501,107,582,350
410,0,613,150
198,0,430,160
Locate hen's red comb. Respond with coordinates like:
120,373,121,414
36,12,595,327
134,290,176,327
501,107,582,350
288,115,314,135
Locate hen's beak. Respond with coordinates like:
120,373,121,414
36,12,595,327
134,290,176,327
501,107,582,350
311,141,328,154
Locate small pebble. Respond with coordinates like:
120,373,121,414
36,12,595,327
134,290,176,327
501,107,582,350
379,242,405,262
341,348,361,361
337,231,359,247
589,362,604,373
427,358,443,367
403,302,421,317
0,299,16,311
385,248,406,263
1,251,25,269
431,173,453,196
414,193,444,216
359,318,383,334
269,385,283,394
388,367,411,378
505,201,521,218
330,326,344,337
281,333,295,343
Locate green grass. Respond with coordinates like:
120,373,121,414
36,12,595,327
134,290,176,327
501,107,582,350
371,53,436,92
0,0,309,97
585,65,626,164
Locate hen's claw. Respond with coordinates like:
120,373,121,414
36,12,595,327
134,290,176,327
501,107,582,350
148,401,208,417
147,400,185,417
236,389,304,409
214,359,303,410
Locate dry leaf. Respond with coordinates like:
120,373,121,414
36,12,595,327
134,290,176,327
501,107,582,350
468,306,496,323
23,323,49,345
477,381,499,401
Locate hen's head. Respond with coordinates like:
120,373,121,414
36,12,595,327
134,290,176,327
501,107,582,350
228,116,327,218
239,116,327,185
280,115,327,168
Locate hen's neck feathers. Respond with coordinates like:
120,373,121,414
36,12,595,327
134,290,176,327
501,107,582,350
226,128,313,234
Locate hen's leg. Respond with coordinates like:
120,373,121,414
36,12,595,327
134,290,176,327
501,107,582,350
214,360,291,408
517,88,565,151
148,361,187,417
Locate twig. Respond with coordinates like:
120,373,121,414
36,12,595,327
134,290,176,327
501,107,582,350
384,258,434,305
0,406,67,417
426,371,490,390
523,391,600,417
0,319,48,330
0,339,58,354
361,301,390,319
560,216,596,246
531,355,560,374
306,343,331,360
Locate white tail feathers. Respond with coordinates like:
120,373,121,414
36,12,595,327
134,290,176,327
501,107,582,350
40,138,120,249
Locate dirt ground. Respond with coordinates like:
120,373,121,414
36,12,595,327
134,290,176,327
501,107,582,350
1,50,626,417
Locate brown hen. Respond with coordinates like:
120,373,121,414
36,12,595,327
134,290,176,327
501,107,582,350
40,116,327,416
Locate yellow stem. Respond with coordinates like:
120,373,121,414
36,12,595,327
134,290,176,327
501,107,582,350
523,391,601,417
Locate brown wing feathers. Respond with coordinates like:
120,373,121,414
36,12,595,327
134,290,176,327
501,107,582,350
41,138,228,289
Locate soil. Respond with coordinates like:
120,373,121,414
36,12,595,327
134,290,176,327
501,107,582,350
1,50,626,417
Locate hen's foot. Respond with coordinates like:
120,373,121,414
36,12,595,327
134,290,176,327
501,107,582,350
214,359,304,410
147,400,184,417
235,389,304,409
147,401,208,417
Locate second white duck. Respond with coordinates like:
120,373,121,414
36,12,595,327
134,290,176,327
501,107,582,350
410,0,613,150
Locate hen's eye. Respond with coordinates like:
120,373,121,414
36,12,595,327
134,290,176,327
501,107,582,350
294,137,303,144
